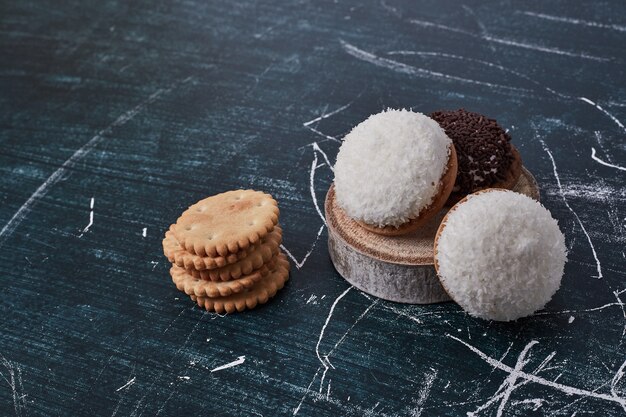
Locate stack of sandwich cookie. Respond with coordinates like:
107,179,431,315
162,189,290,313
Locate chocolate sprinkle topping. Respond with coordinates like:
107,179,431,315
429,109,513,194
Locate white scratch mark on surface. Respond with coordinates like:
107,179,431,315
552,376,615,416
293,369,320,416
245,61,276,96
312,142,335,172
481,35,609,61
511,398,544,410
111,365,137,417
78,197,95,237
387,50,571,100
132,310,205,417
328,299,378,359
466,343,553,416
315,287,353,393
591,130,613,161
535,301,623,316
142,227,147,237
304,102,352,127
280,224,325,270
295,290,378,415
115,377,136,392
495,341,538,417
591,148,626,172
253,20,285,39
341,40,530,92
410,369,438,417
283,142,333,270
320,297,379,394
579,97,626,133
0,78,191,248
326,380,331,400
408,18,476,35
154,357,200,417
384,304,424,324
306,126,340,142
408,19,609,61
301,96,361,145
611,359,626,412
461,4,503,60
613,290,626,341
310,152,327,225
540,139,602,279
364,401,381,416
0,354,27,417
210,356,246,373
162,307,188,334
568,316,575,323
449,334,626,410
383,304,464,323
519,11,626,33
76,330,136,415
306,295,318,304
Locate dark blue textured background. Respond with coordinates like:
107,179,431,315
1,1,625,416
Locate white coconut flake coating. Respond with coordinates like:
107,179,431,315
334,109,452,227
435,190,567,322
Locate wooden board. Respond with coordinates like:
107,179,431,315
1,1,625,416
326,167,539,303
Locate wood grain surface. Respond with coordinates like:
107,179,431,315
1,1,625,416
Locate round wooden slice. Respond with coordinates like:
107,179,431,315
325,166,540,304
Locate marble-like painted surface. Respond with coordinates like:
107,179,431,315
0,1,625,415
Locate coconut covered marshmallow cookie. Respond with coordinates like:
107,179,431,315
429,109,522,204
434,189,567,321
334,109,457,236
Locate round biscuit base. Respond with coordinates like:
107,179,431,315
165,226,282,273
172,189,279,257
162,229,254,270
190,253,290,314
170,257,276,298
